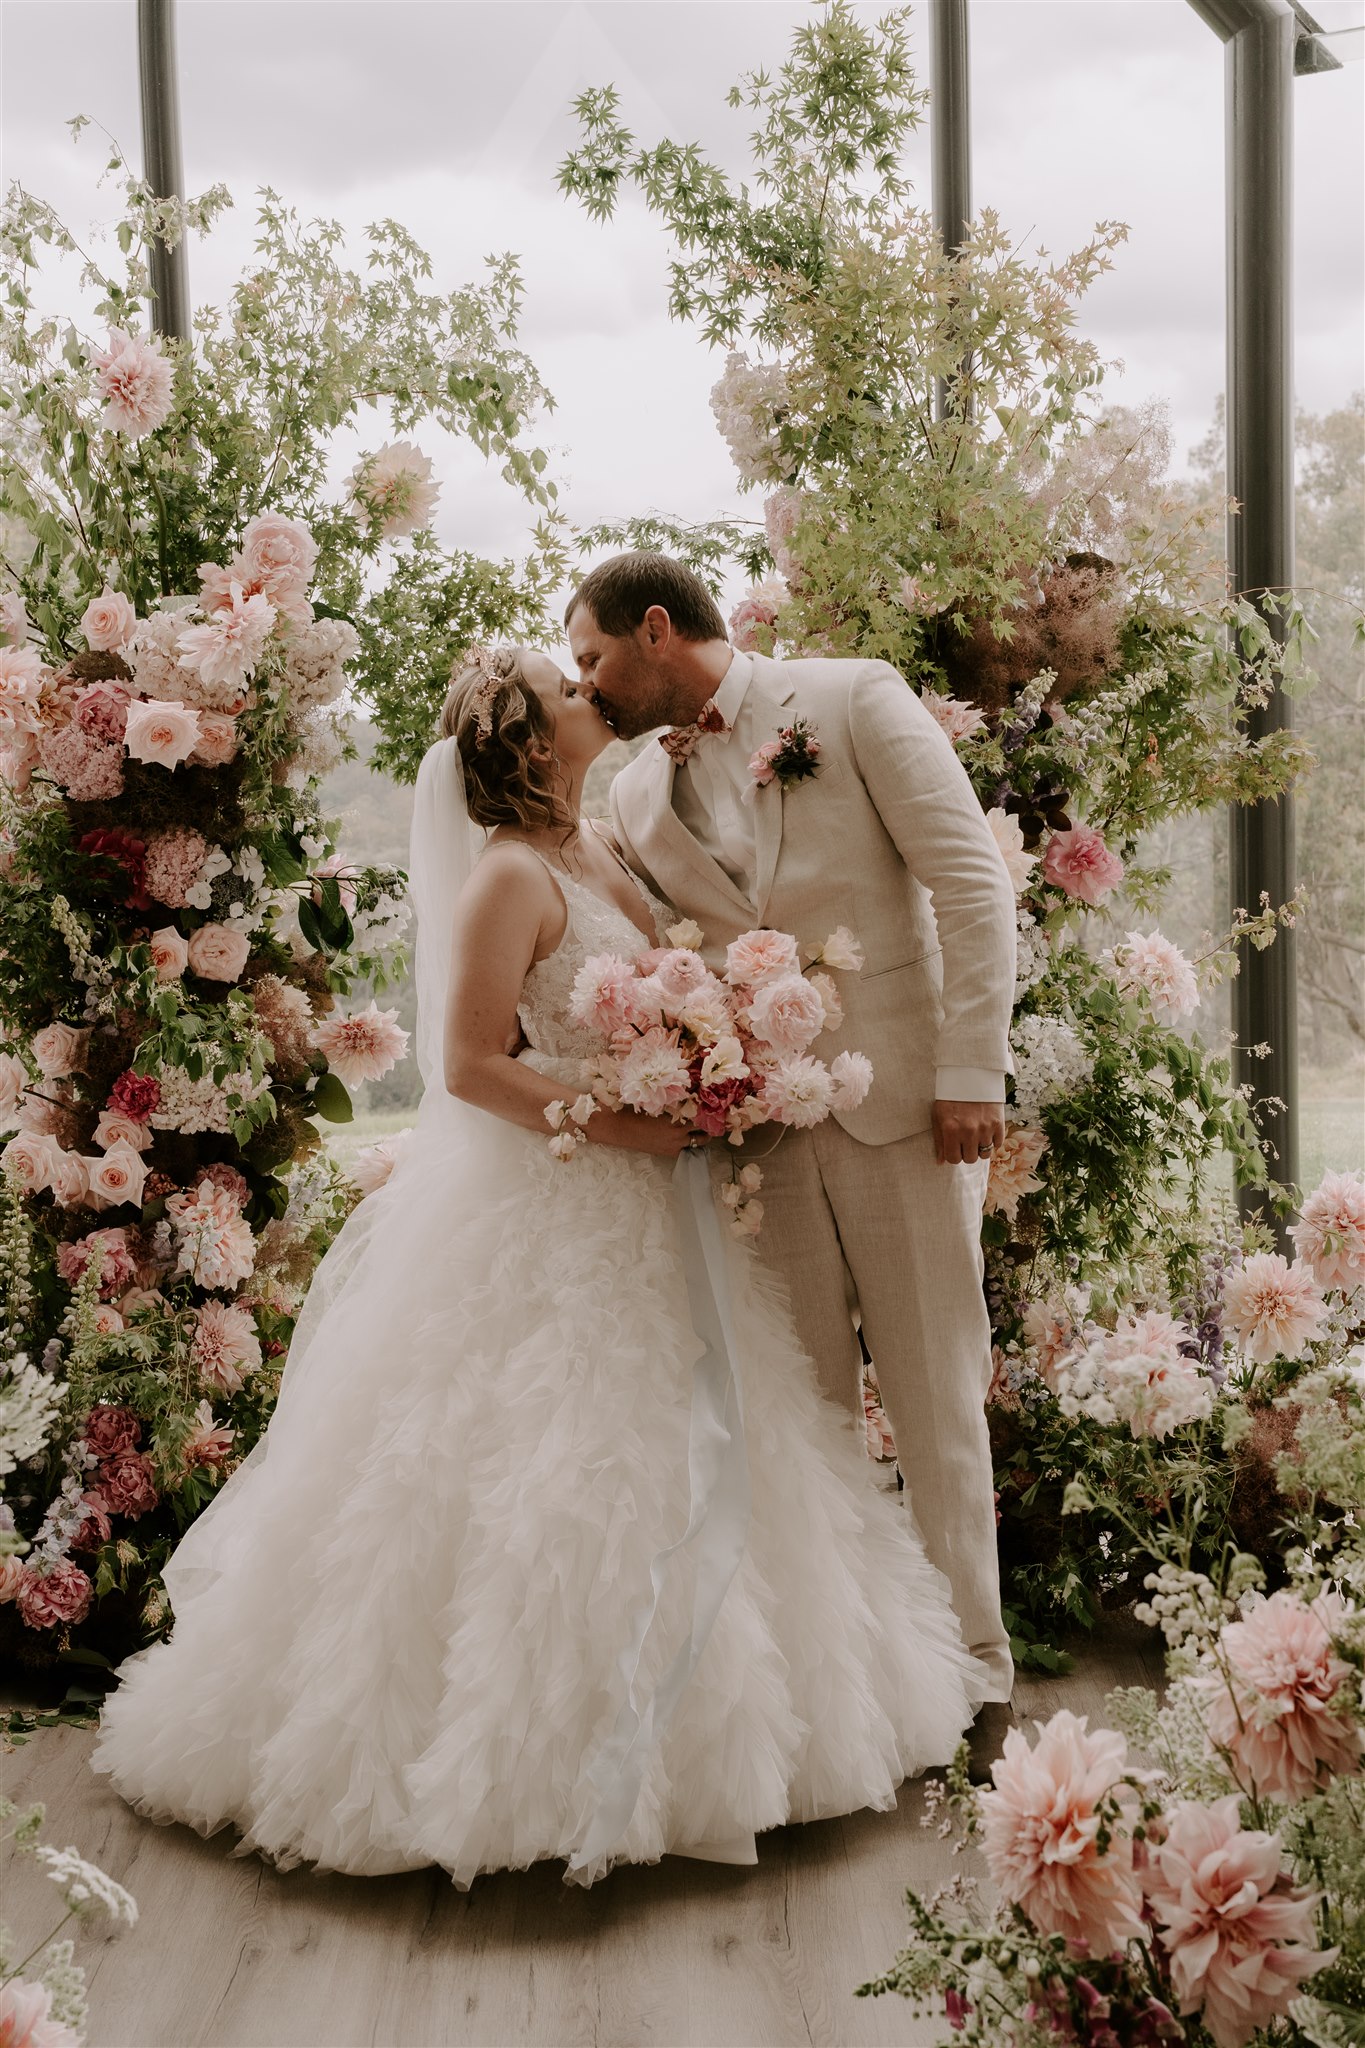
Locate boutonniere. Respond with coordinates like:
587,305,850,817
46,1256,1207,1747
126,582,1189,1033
747,717,821,795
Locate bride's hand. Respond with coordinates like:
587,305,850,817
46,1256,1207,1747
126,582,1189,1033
595,1109,704,1158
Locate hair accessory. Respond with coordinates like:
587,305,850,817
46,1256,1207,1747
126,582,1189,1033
460,644,506,741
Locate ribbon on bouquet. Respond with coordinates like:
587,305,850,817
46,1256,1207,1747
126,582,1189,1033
564,1149,752,1881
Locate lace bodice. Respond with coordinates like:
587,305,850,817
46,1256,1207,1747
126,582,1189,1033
515,848,671,1065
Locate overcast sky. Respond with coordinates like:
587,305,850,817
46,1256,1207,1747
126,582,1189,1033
2,0,1361,606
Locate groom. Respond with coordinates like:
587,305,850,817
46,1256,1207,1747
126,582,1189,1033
566,552,1018,1774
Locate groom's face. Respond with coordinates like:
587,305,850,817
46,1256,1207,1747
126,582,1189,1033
567,603,681,741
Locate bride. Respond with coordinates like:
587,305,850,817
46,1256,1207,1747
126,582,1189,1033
88,644,988,1888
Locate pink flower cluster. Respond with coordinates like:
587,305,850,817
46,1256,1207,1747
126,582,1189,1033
561,925,873,1219
980,1711,1337,2048
1042,822,1125,906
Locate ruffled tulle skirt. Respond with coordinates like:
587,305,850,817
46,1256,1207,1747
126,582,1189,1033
88,1092,986,1888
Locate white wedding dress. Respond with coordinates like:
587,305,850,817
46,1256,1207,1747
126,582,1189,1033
89,741,986,1890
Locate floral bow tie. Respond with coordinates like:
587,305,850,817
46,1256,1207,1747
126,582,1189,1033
659,700,731,764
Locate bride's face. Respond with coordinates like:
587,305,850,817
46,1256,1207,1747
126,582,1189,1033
521,651,612,773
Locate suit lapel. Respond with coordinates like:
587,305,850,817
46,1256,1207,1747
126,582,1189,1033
640,736,755,922
748,659,796,922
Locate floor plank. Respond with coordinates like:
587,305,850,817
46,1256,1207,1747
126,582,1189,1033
1,1611,1163,2048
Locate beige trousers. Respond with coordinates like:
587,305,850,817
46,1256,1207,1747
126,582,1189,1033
730,1120,1014,1703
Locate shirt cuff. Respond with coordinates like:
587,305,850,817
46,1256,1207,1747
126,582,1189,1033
935,1066,1005,1103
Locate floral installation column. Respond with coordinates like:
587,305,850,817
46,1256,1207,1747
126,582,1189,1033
0,140,564,1668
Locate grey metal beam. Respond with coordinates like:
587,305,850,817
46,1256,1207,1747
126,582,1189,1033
930,0,971,422
137,0,190,343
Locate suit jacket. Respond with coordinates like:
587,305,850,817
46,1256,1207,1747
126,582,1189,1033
609,653,1016,1145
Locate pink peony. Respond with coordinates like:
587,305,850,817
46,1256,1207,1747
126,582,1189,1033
58,1230,136,1300
31,1022,90,1081
98,1448,159,1519
37,723,124,800
1203,1589,1362,1803
147,926,189,982
729,581,784,653
73,680,131,745
92,325,175,437
350,1128,413,1197
1111,929,1200,1025
69,1490,113,1553
725,928,801,989
348,442,440,538
922,693,987,744
176,585,275,697
760,1055,835,1128
234,511,318,603
1145,1796,1335,2047
645,946,713,1017
979,1709,1146,1957
617,1028,692,1115
167,1180,257,1289
1224,1252,1328,1364
186,1296,256,1384
747,973,827,1055
984,1122,1049,1220
16,1557,93,1630
90,1302,124,1337
311,1001,409,1088
985,808,1038,894
123,695,202,769
829,1049,874,1111
142,827,207,908
1290,1170,1365,1292
182,1397,236,1468
81,1402,141,1457
189,708,240,766
1042,823,1125,906
0,1975,85,2048
0,644,44,738
187,921,252,983
85,1141,148,1212
80,588,138,652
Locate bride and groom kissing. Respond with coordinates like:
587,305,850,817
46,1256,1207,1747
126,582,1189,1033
89,549,1020,1890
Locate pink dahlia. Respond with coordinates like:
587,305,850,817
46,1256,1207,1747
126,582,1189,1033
760,1055,835,1129
311,1001,409,1088
922,693,986,745
182,1397,236,1468
984,1122,1048,1220
1042,823,1125,906
350,1128,413,1197
1224,1252,1328,1365
569,952,648,1035
167,1180,257,1289
176,585,275,696
93,327,175,438
617,1028,692,1116
829,1049,874,1112
1111,929,1200,1025
1290,1170,1365,1293
16,1557,93,1630
1145,1796,1335,2047
190,1298,262,1395
1204,1589,1362,1803
978,1709,1146,1957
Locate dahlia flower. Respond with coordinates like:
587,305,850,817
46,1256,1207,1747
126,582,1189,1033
348,440,440,537
1224,1252,1328,1364
311,1002,410,1088
1109,929,1200,1025
1290,1170,1365,1292
92,325,174,438
1203,1588,1363,1803
985,808,1038,894
984,1123,1048,1220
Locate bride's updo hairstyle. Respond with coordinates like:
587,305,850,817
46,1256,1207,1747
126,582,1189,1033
440,645,574,835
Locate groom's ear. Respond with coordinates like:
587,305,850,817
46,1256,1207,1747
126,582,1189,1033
640,605,673,653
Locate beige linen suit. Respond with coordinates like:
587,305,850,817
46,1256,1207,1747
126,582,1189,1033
609,652,1018,1699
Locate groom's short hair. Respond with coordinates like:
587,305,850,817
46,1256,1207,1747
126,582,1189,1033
565,552,727,643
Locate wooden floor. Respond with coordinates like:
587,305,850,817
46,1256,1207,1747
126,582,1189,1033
1,1609,1163,2048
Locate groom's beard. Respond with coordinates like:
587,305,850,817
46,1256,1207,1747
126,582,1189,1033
596,672,682,742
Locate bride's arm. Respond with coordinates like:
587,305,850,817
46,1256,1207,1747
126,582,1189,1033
443,848,691,1158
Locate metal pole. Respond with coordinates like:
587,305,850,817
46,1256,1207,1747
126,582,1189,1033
137,0,190,343
930,0,971,421
1224,5,1300,1225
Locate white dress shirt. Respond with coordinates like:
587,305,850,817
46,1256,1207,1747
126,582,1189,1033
669,650,1004,1105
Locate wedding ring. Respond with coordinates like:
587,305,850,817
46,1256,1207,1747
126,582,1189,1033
977,1144,994,1157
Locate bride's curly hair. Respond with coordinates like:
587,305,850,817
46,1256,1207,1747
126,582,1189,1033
441,646,575,835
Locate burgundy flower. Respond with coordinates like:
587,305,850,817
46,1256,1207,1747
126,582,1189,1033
81,1401,142,1458
108,1069,161,1123
77,826,152,912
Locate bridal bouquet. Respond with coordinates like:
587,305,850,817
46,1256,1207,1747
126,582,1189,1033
544,920,873,1234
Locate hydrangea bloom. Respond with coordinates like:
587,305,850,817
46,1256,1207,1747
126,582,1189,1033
709,352,791,484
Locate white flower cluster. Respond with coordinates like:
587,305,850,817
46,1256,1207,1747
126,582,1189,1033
1056,1312,1213,1441
183,842,232,912
213,843,270,934
281,616,359,714
36,1844,139,1929
148,1053,271,1136
709,352,791,486
27,1439,98,1570
0,1351,64,1477
1013,907,1049,1000
349,888,411,958
1008,1011,1095,1124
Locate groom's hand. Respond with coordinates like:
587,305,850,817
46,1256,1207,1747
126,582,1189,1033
932,1099,1005,1167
